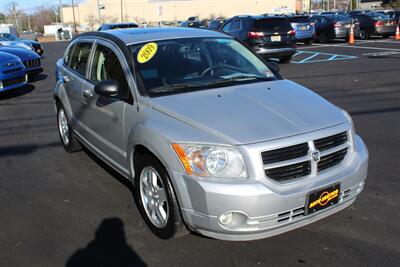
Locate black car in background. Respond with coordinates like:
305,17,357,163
349,12,397,39
208,19,225,30
310,14,359,43
98,23,139,31
180,21,206,28
220,15,296,63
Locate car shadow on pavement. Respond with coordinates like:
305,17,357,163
0,84,35,100
29,73,48,82
66,217,147,267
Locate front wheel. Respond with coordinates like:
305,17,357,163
134,153,186,239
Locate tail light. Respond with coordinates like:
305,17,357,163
375,21,384,27
287,30,296,36
248,31,264,38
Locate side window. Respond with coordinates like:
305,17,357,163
230,20,241,31
221,21,232,32
64,44,74,66
68,42,92,76
90,44,129,98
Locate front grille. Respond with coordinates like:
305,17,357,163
2,67,23,74
265,161,311,182
2,76,25,87
23,58,41,69
318,148,348,172
262,131,350,182
261,143,308,164
314,132,348,151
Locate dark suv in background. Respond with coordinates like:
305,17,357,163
220,15,297,63
310,14,359,43
349,12,397,39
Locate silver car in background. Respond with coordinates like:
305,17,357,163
53,28,368,241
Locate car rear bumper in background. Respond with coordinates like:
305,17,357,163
375,26,396,35
173,135,368,241
252,47,297,59
335,27,360,39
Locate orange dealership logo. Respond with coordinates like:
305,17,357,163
309,189,339,209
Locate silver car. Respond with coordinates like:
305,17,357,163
53,28,368,241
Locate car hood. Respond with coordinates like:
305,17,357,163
0,51,18,61
150,79,347,145
0,46,39,60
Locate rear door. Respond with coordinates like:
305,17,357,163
79,40,133,169
61,41,93,132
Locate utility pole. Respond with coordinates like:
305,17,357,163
71,0,77,33
97,0,102,25
120,0,123,23
60,0,64,24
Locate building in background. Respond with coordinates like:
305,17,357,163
61,0,304,30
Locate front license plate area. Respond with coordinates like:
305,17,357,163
306,183,340,215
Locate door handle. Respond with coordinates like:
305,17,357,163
83,89,94,99
62,76,70,83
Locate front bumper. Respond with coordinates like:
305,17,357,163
26,67,43,76
173,135,368,241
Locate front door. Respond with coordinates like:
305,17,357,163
79,41,132,171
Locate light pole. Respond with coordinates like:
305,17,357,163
120,0,123,23
71,0,77,33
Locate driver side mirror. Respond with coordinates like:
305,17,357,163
94,80,119,98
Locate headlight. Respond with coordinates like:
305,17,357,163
339,108,355,145
172,144,247,178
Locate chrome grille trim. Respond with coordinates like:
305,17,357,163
262,131,350,182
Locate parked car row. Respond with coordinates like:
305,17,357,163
0,44,43,93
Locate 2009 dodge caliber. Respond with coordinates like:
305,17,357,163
53,28,368,241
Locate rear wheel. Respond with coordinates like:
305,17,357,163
279,56,292,63
304,39,313,45
359,29,369,40
318,32,328,43
57,104,81,152
134,152,186,239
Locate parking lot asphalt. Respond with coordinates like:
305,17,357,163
0,40,399,267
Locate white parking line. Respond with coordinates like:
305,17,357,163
299,43,400,51
362,51,400,56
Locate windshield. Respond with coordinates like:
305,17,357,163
0,33,19,41
130,38,276,96
367,13,390,20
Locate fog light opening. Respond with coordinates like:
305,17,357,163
219,212,234,226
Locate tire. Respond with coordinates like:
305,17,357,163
279,56,292,63
134,153,186,239
382,34,390,38
359,29,369,40
304,39,313,45
56,104,82,153
318,32,328,43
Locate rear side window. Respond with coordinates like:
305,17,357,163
230,20,242,31
68,42,92,76
253,18,292,31
287,16,310,23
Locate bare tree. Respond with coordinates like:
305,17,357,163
85,14,98,31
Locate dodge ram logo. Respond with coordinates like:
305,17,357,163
312,151,321,162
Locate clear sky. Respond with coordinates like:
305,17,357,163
1,0,72,14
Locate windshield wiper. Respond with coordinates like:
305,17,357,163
148,83,203,94
148,76,271,94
